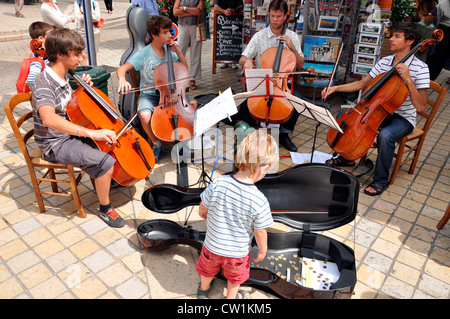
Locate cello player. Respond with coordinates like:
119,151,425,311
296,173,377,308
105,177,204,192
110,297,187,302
117,15,197,162
32,28,125,227
237,0,305,152
321,22,429,196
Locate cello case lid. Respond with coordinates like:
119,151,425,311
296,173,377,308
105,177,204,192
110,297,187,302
255,164,359,232
141,164,359,232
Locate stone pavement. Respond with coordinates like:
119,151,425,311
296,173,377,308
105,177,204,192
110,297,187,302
0,0,449,300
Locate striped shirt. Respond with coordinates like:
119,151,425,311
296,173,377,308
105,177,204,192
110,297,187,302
32,67,72,158
26,57,49,90
369,54,430,127
242,26,303,69
201,174,273,258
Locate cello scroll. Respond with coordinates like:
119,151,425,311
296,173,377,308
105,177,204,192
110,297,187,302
418,28,444,53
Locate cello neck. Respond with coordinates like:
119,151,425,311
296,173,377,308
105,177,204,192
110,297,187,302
68,69,119,120
273,22,287,72
166,44,176,91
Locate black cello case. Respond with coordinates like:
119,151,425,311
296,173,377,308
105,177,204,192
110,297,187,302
138,164,359,299
118,5,148,128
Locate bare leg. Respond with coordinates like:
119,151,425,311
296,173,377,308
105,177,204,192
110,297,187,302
94,165,113,205
139,111,158,145
200,275,214,291
226,282,242,299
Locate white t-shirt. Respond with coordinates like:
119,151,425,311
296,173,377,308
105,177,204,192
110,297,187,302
201,174,273,258
242,26,303,69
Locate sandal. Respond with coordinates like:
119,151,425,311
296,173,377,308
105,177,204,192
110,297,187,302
325,155,355,167
197,282,213,299
235,290,249,299
15,12,25,18
190,81,198,90
364,182,389,196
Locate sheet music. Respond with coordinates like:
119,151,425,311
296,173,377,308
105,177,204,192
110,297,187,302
194,87,238,137
245,69,274,95
284,93,343,133
290,151,333,164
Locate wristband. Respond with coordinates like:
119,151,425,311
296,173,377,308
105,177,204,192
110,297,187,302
77,125,81,137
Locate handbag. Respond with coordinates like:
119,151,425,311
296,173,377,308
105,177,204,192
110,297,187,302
93,18,104,28
196,15,206,42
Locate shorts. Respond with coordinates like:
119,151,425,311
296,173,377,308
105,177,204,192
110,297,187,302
195,246,251,285
137,93,160,115
45,136,116,179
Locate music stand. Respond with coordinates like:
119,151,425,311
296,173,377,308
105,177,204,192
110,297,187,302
284,93,343,162
192,89,254,184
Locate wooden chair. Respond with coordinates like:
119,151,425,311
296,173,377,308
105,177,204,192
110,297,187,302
388,80,447,184
3,93,87,218
437,204,449,230
359,80,447,184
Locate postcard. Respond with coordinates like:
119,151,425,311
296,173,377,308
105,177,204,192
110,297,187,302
303,35,341,62
317,15,339,31
360,22,383,34
354,53,378,66
359,33,380,45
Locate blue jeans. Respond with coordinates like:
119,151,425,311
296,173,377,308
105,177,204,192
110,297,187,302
373,114,413,186
137,93,160,115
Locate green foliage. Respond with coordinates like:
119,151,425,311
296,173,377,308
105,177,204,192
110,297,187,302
390,0,416,25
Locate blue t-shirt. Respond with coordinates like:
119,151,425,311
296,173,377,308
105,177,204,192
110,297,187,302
201,174,273,258
128,45,179,94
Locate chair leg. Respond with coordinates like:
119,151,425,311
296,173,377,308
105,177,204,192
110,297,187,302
437,204,450,230
408,137,425,175
67,165,87,218
49,168,59,193
389,138,406,184
30,168,46,213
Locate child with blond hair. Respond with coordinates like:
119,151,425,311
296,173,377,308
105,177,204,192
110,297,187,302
195,130,279,299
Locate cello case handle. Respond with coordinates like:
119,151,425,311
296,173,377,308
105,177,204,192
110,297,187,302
246,272,277,286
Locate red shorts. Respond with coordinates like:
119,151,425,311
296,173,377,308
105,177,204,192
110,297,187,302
195,246,251,285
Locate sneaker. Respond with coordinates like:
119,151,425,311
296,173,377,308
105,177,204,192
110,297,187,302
231,64,238,69
220,63,229,69
98,208,126,228
152,144,162,162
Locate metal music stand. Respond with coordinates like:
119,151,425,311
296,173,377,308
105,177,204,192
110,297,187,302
284,93,343,162
192,89,254,184
193,123,234,185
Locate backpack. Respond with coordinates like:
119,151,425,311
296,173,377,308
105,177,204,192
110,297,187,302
16,54,45,93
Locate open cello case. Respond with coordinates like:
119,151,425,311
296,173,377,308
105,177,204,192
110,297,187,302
138,163,359,298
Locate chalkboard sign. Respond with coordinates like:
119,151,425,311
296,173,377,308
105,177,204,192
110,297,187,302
213,13,243,73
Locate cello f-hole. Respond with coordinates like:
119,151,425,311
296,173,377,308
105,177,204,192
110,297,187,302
360,106,371,125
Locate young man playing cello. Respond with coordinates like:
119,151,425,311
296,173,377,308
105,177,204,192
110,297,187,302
32,28,125,227
117,15,197,162
322,22,429,196
238,0,305,152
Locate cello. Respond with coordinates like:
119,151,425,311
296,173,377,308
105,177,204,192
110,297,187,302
326,29,444,161
151,44,197,143
247,18,296,125
66,70,155,186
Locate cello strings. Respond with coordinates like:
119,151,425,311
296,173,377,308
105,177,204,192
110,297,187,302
125,76,196,94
